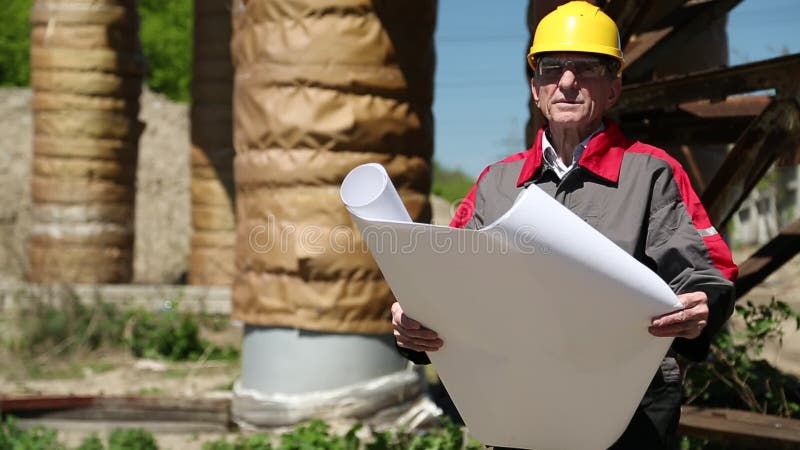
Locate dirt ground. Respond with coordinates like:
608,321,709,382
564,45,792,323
0,313,242,450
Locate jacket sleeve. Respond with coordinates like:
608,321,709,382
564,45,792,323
645,165,738,361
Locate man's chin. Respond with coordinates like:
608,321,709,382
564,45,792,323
548,117,587,127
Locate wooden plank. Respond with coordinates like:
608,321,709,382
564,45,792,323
617,53,800,114
679,407,800,449
735,218,800,299
700,98,800,229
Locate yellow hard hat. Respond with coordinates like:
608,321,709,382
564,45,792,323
528,1,623,70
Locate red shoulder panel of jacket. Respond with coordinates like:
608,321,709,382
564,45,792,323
449,149,534,229
627,143,739,281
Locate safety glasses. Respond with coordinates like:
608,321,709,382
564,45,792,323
534,56,610,81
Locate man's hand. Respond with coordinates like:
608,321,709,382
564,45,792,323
649,291,709,339
391,301,443,352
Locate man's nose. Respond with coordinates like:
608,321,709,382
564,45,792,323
558,69,578,90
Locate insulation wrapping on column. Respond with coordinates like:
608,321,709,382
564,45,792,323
230,0,436,333
29,0,144,283
189,0,236,286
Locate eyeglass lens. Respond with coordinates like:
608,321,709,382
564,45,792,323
536,57,607,79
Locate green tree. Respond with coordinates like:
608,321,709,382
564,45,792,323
138,0,193,102
0,0,31,86
431,161,475,203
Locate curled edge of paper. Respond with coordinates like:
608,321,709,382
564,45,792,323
340,163,412,223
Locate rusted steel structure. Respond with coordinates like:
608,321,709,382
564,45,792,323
28,0,144,283
587,0,800,305
615,59,800,298
189,0,236,286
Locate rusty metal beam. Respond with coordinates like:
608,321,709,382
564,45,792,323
0,395,231,426
621,113,754,145
700,98,800,229
679,96,771,118
603,0,649,48
735,218,800,300
617,54,800,114
623,0,741,81
618,96,770,145
633,0,688,32
606,0,687,48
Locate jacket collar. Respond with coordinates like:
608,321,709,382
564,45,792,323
515,119,629,187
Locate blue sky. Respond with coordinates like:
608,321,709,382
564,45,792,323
433,0,800,177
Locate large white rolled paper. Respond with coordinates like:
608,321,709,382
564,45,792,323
340,163,682,450
340,162,412,223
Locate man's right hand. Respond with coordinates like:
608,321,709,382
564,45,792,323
391,301,443,352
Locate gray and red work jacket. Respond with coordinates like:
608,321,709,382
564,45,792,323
402,119,737,365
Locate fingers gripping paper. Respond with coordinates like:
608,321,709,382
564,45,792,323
340,163,682,450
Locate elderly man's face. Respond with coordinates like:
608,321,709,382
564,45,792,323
531,52,621,130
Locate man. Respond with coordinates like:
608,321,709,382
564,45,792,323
390,2,738,449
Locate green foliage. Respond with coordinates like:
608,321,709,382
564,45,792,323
202,418,482,450
0,418,161,450
138,0,193,101
75,435,104,450
0,417,481,450
0,0,192,100
9,295,238,362
0,417,64,450
0,0,31,86
366,418,482,450
130,308,204,360
107,429,159,450
683,298,800,417
431,162,475,204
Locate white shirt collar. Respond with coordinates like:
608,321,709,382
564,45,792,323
541,123,605,179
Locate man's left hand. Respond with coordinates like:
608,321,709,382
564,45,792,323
649,291,708,339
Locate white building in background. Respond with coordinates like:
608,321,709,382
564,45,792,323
731,166,800,246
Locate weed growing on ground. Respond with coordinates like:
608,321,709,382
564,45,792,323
76,434,105,450
683,298,800,417
6,294,238,363
203,418,482,450
107,429,159,450
0,417,482,450
0,417,63,450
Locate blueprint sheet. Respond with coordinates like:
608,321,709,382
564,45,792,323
340,163,682,450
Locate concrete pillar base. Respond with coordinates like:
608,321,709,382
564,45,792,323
234,325,425,427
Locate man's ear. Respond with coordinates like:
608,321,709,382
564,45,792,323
530,77,539,104
606,77,622,108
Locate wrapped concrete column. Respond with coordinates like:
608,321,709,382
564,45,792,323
189,0,236,286
28,0,144,283
230,0,435,426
